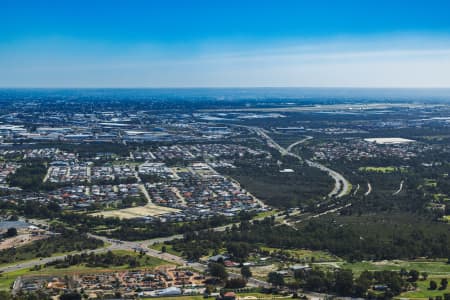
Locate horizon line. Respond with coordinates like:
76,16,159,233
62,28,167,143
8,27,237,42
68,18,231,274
2,86,450,90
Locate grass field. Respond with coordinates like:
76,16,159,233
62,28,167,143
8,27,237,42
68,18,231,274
425,178,438,187
149,293,291,300
339,259,450,276
358,166,399,173
0,250,170,291
260,246,339,262
255,209,279,219
150,243,183,256
398,277,450,299
149,296,204,300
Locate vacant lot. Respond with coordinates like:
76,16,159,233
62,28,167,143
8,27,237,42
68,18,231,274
91,203,179,219
0,234,49,251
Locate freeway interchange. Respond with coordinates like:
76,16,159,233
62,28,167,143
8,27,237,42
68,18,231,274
251,126,351,199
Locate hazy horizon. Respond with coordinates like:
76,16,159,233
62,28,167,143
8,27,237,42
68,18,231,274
2,87,450,103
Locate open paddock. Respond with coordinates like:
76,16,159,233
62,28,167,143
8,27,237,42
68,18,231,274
91,203,179,219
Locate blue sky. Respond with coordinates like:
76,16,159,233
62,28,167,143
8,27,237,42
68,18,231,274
2,0,450,87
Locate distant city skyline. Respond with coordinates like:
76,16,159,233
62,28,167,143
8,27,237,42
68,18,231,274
2,0,450,87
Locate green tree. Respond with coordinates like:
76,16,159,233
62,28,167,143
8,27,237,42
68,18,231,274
268,272,285,287
226,242,251,260
409,270,419,282
441,278,448,290
5,227,17,238
429,280,438,290
354,271,372,297
241,265,252,279
305,273,328,293
335,269,354,296
225,277,247,288
60,292,82,300
399,268,408,278
209,263,228,280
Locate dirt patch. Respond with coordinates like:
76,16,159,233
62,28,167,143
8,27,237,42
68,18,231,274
0,233,49,250
90,203,180,219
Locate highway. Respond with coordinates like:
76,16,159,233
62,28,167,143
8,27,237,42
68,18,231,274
392,180,404,195
364,182,372,196
293,203,352,224
305,159,350,198
0,231,269,288
353,183,360,196
0,246,109,274
251,127,351,199
285,136,312,152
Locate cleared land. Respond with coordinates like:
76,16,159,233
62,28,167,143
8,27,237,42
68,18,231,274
0,234,49,251
91,203,179,219
364,137,415,144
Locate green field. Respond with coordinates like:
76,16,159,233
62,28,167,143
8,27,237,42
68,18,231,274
0,269,29,290
398,277,450,299
358,166,399,173
0,250,170,291
339,259,450,276
260,246,340,262
149,243,183,256
147,296,204,300
425,179,438,187
147,292,292,300
255,209,279,219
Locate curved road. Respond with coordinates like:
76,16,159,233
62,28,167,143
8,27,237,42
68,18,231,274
353,184,360,196
1,229,271,290
364,182,372,196
252,127,350,199
0,213,274,276
305,159,350,198
285,136,312,152
392,180,404,195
